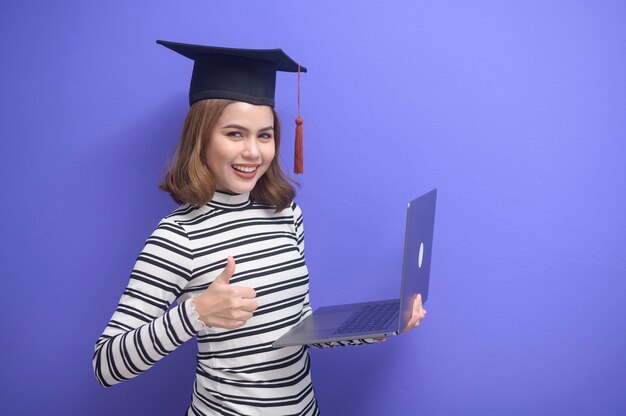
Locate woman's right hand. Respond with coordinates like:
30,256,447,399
192,256,258,329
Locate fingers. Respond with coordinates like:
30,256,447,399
197,256,260,329
219,300,259,329
230,309,255,323
214,256,236,285
414,293,423,309
240,298,258,313
214,258,256,298
402,293,427,333
235,286,257,300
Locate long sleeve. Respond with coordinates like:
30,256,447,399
292,203,379,349
95,194,323,414
93,219,203,387
292,203,312,318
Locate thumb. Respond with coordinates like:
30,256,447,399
214,256,236,285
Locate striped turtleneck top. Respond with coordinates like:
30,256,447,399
95,191,329,415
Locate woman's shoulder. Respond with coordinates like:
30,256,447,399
162,204,203,222
269,200,302,218
288,201,304,230
290,201,303,215
157,203,213,233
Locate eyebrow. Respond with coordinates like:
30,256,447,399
222,124,274,132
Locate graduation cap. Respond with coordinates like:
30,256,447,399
157,40,307,173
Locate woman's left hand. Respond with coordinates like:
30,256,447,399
402,293,427,333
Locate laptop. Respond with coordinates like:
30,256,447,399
273,189,437,348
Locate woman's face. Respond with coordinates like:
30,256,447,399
206,101,276,194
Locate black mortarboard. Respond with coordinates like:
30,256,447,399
156,40,307,108
157,39,307,174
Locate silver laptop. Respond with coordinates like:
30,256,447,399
273,189,437,348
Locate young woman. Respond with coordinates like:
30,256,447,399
93,41,426,416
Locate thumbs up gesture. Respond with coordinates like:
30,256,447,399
192,256,258,329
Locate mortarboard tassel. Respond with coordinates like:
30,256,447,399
294,65,304,174
294,117,303,174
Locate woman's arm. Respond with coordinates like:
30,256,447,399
93,219,203,387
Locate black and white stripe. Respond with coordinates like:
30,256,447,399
94,191,322,415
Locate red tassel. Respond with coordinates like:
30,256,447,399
294,64,304,174
294,117,304,174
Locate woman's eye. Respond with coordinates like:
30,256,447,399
259,133,273,141
226,131,243,138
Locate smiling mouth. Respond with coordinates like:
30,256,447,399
232,164,259,173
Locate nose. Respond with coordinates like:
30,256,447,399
241,137,260,160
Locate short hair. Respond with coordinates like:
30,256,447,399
160,99,296,211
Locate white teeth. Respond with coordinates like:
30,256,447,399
232,165,257,173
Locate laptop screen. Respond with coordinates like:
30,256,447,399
398,189,437,332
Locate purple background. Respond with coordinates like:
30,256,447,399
2,1,625,415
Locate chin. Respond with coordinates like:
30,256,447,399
227,180,259,194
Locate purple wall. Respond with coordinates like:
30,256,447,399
2,1,625,415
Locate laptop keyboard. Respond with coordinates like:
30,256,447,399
333,300,400,335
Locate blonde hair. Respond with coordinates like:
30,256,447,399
160,99,296,211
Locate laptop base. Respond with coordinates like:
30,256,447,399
272,299,400,348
